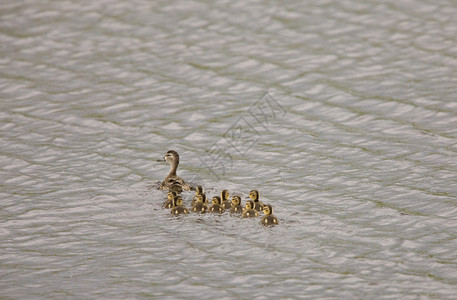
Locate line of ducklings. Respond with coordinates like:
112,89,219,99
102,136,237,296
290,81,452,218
163,187,278,226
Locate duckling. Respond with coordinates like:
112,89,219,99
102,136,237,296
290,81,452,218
159,150,191,191
163,191,177,209
230,195,243,215
191,185,205,206
170,195,189,215
191,194,208,213
260,204,278,226
249,189,263,211
242,200,259,218
221,189,231,210
208,196,225,214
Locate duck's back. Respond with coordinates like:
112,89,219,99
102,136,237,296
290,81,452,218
242,209,259,218
171,205,189,215
209,204,225,214
222,200,232,210
253,202,263,211
163,199,173,209
162,178,191,192
230,205,243,214
261,215,278,226
191,202,207,213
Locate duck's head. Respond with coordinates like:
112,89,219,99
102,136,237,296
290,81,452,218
173,195,183,207
221,190,230,201
163,150,179,164
249,190,259,201
196,186,204,195
262,204,273,215
231,195,241,206
167,191,177,200
212,196,222,205
245,200,254,210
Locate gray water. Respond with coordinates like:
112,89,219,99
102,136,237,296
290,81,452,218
1,0,457,299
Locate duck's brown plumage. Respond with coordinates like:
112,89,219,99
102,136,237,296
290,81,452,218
159,150,191,191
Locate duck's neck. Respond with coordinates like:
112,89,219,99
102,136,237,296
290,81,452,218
168,161,178,177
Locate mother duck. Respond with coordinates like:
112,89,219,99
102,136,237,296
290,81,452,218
158,150,192,191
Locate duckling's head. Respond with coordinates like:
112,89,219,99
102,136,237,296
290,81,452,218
196,186,204,195
164,150,179,164
173,195,183,207
167,191,177,200
232,195,241,206
245,200,254,210
221,190,230,201
196,194,205,203
212,196,222,205
249,190,259,201
263,204,273,215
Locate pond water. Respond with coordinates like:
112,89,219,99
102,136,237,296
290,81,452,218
1,0,457,298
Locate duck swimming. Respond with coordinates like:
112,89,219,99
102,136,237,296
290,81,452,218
159,150,191,191
230,195,243,215
249,190,263,211
163,191,177,209
170,195,189,215
209,196,225,214
221,190,231,210
242,200,259,218
260,204,278,226
191,194,208,213
191,186,205,206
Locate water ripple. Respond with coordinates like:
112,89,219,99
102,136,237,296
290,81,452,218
1,0,457,298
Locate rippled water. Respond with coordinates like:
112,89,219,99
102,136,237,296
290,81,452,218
1,0,457,298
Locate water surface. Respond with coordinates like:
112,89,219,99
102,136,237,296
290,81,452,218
1,0,457,298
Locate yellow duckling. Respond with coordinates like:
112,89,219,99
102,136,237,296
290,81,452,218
208,196,225,214
260,204,278,226
163,191,177,209
230,195,243,215
221,189,231,210
242,200,259,218
191,185,205,206
249,190,263,211
170,195,189,215
191,194,208,213
159,150,191,191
